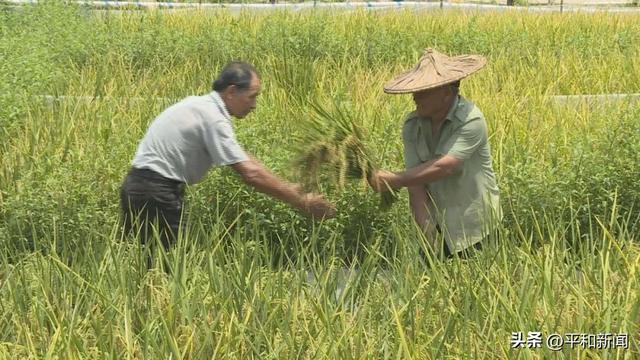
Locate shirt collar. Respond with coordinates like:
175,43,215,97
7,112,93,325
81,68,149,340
444,95,460,123
210,91,231,120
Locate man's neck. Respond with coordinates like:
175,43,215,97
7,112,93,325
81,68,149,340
212,91,232,119
430,96,456,127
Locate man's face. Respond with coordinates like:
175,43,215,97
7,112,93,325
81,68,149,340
226,74,261,119
412,85,455,118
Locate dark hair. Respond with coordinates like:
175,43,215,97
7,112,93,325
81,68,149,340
212,61,259,92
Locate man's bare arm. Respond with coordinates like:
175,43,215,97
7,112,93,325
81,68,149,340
408,185,431,233
231,158,335,219
371,155,462,192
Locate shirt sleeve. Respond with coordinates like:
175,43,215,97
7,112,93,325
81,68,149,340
202,119,249,167
440,117,487,161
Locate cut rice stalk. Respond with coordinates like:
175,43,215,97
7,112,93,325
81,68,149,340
294,99,398,210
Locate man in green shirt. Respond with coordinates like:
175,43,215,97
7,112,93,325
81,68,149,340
369,48,501,259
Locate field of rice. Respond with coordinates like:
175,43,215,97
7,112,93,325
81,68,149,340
1,3,639,358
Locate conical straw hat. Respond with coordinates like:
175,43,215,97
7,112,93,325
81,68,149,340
384,48,487,94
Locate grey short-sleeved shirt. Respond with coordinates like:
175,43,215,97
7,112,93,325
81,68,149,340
131,91,249,185
402,96,501,252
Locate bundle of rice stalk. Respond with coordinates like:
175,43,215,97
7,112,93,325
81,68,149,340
294,99,397,209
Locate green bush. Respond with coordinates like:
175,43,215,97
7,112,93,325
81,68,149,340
2,5,639,256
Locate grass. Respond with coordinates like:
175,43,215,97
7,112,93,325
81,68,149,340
0,3,639,358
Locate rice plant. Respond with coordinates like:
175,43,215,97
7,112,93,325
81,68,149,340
294,98,398,209
1,4,639,358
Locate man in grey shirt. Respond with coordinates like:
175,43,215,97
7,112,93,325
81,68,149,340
120,62,335,249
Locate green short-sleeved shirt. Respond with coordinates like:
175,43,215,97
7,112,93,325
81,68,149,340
402,96,501,252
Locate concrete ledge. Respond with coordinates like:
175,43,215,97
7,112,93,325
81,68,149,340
28,94,640,108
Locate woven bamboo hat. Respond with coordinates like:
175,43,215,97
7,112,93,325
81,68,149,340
384,48,487,94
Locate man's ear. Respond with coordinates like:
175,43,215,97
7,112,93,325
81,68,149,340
226,84,238,99
220,85,238,99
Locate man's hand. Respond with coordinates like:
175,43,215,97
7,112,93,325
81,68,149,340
232,159,335,219
300,193,336,220
368,170,398,193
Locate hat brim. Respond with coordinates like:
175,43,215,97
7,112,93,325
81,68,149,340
383,51,487,94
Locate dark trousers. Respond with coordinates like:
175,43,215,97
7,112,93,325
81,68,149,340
119,167,185,250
